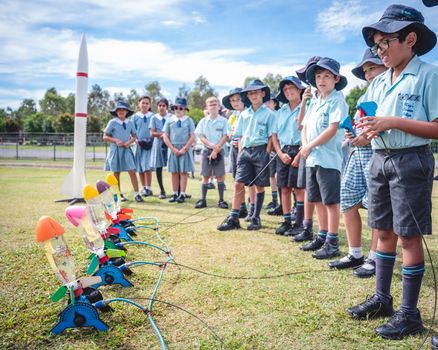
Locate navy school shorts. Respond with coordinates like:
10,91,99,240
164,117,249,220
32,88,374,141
276,145,300,189
235,145,270,187
306,165,341,205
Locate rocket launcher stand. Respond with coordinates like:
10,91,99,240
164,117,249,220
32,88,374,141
339,115,356,137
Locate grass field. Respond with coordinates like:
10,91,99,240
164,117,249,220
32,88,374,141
0,161,437,350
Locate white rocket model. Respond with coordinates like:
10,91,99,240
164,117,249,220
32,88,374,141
60,34,88,199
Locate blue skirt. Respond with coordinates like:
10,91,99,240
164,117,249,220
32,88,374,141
150,138,168,169
135,144,153,172
104,146,136,172
167,144,195,173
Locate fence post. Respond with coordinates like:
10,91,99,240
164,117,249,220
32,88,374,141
53,144,56,161
16,141,19,160
93,144,96,162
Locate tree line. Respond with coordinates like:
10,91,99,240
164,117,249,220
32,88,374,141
0,74,366,133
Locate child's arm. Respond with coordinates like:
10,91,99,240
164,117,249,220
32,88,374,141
103,133,123,147
150,127,164,138
162,132,179,155
179,133,195,155
123,133,137,148
297,87,312,130
300,122,339,159
272,133,291,165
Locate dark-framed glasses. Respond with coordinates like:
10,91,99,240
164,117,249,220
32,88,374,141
371,37,398,55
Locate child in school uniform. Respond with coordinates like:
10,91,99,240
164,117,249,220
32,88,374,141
162,97,195,204
149,97,171,199
132,95,154,197
272,76,306,236
347,4,437,339
217,79,275,231
103,101,143,202
194,96,229,209
298,57,349,259
328,49,386,277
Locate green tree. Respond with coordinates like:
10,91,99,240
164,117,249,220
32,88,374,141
127,89,139,111
65,93,75,115
39,88,66,116
24,112,54,132
144,81,162,111
52,113,74,133
88,84,111,128
345,85,368,117
15,99,37,127
187,108,204,126
187,76,216,110
87,115,101,133
177,84,190,99
263,73,282,96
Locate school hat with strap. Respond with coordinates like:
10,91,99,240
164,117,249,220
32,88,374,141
276,76,306,104
240,79,271,107
296,56,321,83
351,48,384,81
222,87,250,110
110,101,134,117
305,57,348,91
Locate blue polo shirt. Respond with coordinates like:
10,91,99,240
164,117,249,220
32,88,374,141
361,55,438,150
273,103,301,148
302,89,348,172
163,115,195,145
234,104,275,148
195,115,228,150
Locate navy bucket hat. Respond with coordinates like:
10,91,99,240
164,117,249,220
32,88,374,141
362,4,437,56
296,56,321,83
240,79,271,106
306,57,348,91
276,76,306,103
171,97,189,111
222,87,249,110
111,101,134,117
351,48,384,81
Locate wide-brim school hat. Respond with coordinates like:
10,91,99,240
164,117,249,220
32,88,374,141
222,87,250,110
362,4,437,56
296,56,321,83
276,76,306,103
351,48,384,81
110,101,134,117
240,79,270,106
171,97,189,112
305,57,348,91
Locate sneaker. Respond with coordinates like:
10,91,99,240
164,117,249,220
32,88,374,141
195,199,207,208
267,205,283,216
134,194,144,203
239,207,248,219
120,193,127,202
353,258,376,278
312,241,340,259
328,255,364,269
432,335,438,350
176,194,186,203
218,200,229,209
217,216,240,231
185,193,192,199
141,188,147,196
300,238,324,251
265,201,277,210
275,221,292,235
168,194,178,203
347,294,394,320
375,309,425,340
158,192,166,199
244,212,254,222
247,217,262,230
207,182,215,189
293,227,314,242
285,223,304,237
145,189,153,196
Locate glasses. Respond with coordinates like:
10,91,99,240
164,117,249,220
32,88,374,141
371,37,398,55
174,106,185,111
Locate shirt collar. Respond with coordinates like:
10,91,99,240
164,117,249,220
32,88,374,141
384,55,421,86
172,115,188,122
114,118,126,125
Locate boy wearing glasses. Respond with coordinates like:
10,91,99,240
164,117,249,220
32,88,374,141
347,4,438,340
217,79,275,231
194,96,229,209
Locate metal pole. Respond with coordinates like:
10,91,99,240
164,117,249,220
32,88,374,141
53,144,56,161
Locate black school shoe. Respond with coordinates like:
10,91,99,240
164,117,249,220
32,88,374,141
247,217,262,230
265,201,277,210
275,221,292,235
431,335,438,350
218,200,229,209
375,309,425,340
217,216,240,231
328,255,364,269
267,205,283,216
353,258,376,278
120,193,127,202
293,227,313,242
239,207,248,218
312,241,340,259
176,194,186,203
300,238,324,251
134,194,144,203
195,199,207,208
347,294,394,320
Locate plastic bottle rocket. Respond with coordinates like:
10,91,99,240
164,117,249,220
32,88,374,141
105,174,121,212
96,180,118,220
83,184,109,235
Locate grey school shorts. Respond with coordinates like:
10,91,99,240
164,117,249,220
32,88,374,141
306,165,341,205
276,145,300,189
200,148,225,177
235,145,270,187
368,145,434,236
269,151,277,177
297,156,307,189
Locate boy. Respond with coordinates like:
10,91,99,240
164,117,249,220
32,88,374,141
299,57,349,259
347,4,438,339
217,79,275,231
194,96,229,209
271,76,306,235
328,49,387,277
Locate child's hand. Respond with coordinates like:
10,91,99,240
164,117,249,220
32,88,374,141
358,116,394,135
115,139,124,147
352,133,371,147
279,152,291,165
345,131,355,140
299,144,312,159
209,150,217,160
302,87,312,103
291,155,300,168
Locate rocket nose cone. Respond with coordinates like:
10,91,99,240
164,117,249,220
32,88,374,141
65,206,87,227
77,33,88,72
36,216,65,243
105,174,119,186
83,184,99,200
96,180,111,194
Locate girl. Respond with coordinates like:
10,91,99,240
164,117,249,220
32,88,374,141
132,95,154,197
149,97,172,199
162,97,195,203
103,101,143,202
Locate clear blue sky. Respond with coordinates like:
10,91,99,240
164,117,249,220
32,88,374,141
1,0,437,109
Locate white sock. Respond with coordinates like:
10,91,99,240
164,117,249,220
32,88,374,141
180,192,186,196
146,186,151,190
173,191,178,195
134,192,139,196
368,250,377,261
349,246,363,259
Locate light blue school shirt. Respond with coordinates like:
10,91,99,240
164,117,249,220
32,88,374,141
234,104,275,148
361,55,438,150
195,115,228,150
302,89,348,172
132,112,153,140
149,113,171,132
273,103,302,148
104,118,136,143
163,115,195,145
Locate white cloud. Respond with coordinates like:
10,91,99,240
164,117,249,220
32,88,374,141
316,0,381,42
